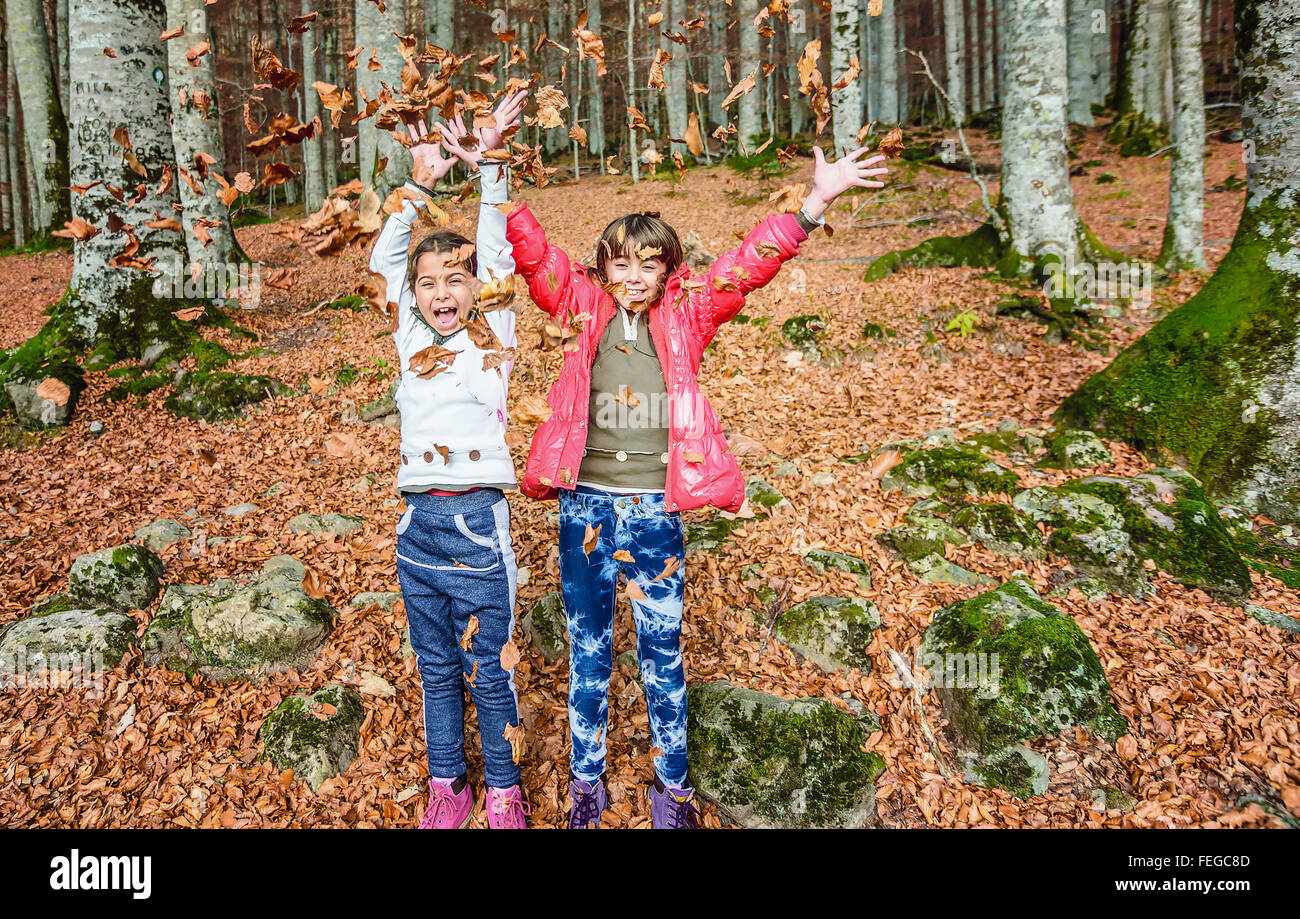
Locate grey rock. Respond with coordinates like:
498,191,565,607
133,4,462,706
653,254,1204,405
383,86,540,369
1246,604,1300,635
288,512,365,536
141,557,337,680
877,516,966,560
68,544,165,611
963,744,1051,799
223,502,260,517
1040,428,1113,469
774,596,880,673
0,608,136,677
687,681,886,828
5,378,80,428
522,591,569,664
351,591,402,611
906,553,996,586
802,548,872,590
133,518,192,553
259,684,364,791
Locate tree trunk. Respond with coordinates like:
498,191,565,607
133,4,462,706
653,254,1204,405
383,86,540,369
1067,0,1097,124
586,0,605,161
165,0,246,273
7,55,25,247
4,0,70,236
1157,0,1204,270
62,0,191,351
356,0,409,199
861,0,873,124
943,0,966,123
1093,0,1113,105
831,0,861,155
787,14,807,135
627,0,640,181
322,10,340,192
1001,0,1082,272
56,0,69,116
879,0,899,123
663,0,688,154
984,0,997,108
1061,0,1300,521
708,1,726,128
738,0,762,144
300,0,326,213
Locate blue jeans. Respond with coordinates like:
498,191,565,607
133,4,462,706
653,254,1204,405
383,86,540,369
558,486,688,787
396,488,521,788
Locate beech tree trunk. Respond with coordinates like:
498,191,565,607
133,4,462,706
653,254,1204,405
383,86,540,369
1157,0,1205,270
879,0,899,123
299,0,325,213
738,0,762,144
1061,0,1300,522
831,0,861,154
1067,0,1097,124
4,0,70,236
943,0,966,123
355,0,409,199
165,0,245,271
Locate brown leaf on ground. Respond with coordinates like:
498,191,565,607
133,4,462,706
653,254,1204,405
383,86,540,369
460,615,479,651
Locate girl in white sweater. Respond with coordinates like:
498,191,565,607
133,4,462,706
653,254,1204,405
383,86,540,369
367,90,528,829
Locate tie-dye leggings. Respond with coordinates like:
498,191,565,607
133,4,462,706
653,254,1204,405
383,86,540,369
558,486,689,787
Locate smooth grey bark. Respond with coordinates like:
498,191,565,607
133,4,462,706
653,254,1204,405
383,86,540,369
4,0,70,235
879,0,899,122
322,20,340,191
6,55,24,246
56,0,68,116
1067,0,1096,124
355,0,410,199
425,0,452,49
586,0,605,160
165,0,243,271
300,0,325,213
983,0,996,108
627,0,640,181
708,2,726,127
662,0,688,154
1001,0,1083,270
64,0,189,348
786,16,806,135
1093,0,1112,104
738,0,762,144
831,0,862,154
1157,0,1205,270
943,0,966,123
860,0,873,124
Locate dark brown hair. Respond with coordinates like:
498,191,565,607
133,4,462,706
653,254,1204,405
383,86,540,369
407,230,478,293
591,212,683,284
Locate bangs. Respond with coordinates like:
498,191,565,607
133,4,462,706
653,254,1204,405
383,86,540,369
594,213,683,279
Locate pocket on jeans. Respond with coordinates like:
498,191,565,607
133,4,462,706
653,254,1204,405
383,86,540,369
395,506,414,535
455,511,498,551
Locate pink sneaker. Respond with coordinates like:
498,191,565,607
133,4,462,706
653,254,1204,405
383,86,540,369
418,778,474,829
486,784,530,829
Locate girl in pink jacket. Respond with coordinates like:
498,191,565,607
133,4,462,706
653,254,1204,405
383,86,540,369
501,143,887,828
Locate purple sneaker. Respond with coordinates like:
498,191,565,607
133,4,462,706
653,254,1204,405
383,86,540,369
566,776,607,829
649,775,701,829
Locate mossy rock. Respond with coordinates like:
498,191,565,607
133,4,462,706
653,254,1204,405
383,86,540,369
164,370,291,422
802,549,872,590
0,607,136,675
522,591,569,664
1046,524,1151,597
359,378,400,427
781,315,830,362
30,594,73,617
259,684,365,791
1039,428,1114,469
1058,469,1252,598
877,517,967,560
880,447,1020,500
68,544,165,611
951,503,1045,560
919,577,1128,757
287,512,366,536
687,681,886,828
744,477,787,510
684,515,743,554
964,744,1051,799
141,557,337,680
862,222,1002,282
133,518,192,553
774,596,880,673
906,553,996,586
4,370,85,428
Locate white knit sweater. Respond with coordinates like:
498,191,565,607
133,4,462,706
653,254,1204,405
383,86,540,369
367,164,517,494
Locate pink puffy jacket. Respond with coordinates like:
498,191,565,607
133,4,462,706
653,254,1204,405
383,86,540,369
505,201,810,513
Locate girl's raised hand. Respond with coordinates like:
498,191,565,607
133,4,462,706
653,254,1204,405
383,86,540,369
407,119,456,188
480,88,528,152
802,144,889,220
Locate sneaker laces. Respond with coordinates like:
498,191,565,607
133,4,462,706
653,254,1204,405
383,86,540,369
568,783,603,828
491,787,530,824
419,782,458,829
666,790,701,829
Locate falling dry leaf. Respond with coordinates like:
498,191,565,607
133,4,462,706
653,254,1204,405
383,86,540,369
460,615,479,651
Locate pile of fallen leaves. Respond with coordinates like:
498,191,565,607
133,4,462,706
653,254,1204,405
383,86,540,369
0,128,1295,829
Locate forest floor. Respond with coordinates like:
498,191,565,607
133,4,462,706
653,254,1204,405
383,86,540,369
1,123,1296,829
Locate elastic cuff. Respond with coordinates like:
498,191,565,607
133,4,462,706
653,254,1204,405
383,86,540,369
476,162,509,204
795,207,824,235
405,179,438,199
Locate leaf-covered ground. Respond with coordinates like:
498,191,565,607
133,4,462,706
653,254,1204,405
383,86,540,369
1,128,1295,828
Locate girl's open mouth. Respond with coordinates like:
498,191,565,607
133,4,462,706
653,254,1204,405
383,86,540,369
432,306,458,325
